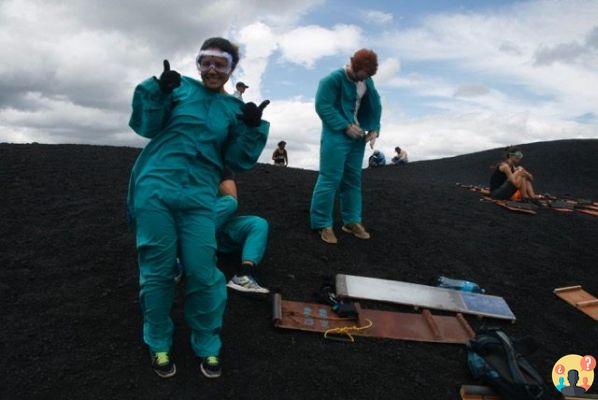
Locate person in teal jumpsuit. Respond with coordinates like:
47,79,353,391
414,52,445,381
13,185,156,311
174,168,270,293
127,37,270,379
310,49,382,244
214,168,269,294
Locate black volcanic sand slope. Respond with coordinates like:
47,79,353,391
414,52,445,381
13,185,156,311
1,140,597,400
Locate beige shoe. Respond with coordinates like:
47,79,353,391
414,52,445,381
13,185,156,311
341,223,371,240
319,227,338,244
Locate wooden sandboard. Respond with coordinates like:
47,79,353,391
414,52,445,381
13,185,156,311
496,200,537,215
554,285,598,321
460,385,598,399
460,385,501,400
336,274,516,321
273,294,476,344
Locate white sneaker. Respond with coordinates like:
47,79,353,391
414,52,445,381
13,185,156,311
226,275,270,294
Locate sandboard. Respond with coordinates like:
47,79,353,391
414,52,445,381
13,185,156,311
460,385,598,399
460,385,501,400
578,208,598,217
554,285,598,321
273,294,475,344
496,200,537,215
336,274,516,321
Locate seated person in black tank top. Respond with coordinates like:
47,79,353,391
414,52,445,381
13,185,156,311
489,147,539,203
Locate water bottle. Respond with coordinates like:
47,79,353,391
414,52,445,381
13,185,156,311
433,276,485,294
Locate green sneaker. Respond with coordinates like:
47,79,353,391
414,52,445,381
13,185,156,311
151,351,176,378
199,356,222,378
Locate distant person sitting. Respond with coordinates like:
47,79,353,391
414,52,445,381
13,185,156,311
561,369,587,396
272,141,288,167
368,150,386,168
391,146,408,165
233,81,249,100
489,146,539,203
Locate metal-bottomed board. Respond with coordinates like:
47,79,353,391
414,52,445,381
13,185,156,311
335,274,516,321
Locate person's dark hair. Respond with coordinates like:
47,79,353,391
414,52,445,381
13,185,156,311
395,146,401,153
200,37,240,71
490,145,521,169
278,141,286,147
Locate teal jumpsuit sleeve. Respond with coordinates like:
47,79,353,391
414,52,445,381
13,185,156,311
315,73,351,132
128,77,174,138
223,119,270,172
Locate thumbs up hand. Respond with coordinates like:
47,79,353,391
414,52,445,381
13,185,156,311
237,100,270,127
158,59,181,94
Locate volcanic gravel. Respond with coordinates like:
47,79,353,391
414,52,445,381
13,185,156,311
1,140,596,399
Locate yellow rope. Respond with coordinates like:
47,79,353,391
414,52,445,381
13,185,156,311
323,319,373,342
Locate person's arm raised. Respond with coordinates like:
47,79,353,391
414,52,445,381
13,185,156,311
128,60,181,138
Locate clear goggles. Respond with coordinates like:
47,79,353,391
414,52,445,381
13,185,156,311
196,50,233,74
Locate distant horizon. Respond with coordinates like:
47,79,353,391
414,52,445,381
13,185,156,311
1,0,597,169
4,137,595,170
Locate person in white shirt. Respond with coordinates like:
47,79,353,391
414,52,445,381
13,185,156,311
233,81,248,100
391,146,408,165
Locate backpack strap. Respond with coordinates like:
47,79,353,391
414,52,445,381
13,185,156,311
494,331,544,399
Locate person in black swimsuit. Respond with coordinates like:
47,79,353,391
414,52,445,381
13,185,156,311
272,141,288,167
489,146,538,202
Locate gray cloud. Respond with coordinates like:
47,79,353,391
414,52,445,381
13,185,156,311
498,41,522,56
533,25,598,65
454,84,490,98
0,0,321,144
586,26,598,49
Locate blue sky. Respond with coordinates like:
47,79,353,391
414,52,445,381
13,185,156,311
1,0,597,169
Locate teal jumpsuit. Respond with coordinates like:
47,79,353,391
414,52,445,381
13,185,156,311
127,76,269,357
310,68,382,229
214,195,269,266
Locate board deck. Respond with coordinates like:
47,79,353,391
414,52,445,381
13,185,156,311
273,294,476,344
336,274,516,321
554,285,598,321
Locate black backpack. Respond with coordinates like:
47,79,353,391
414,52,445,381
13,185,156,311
467,329,547,400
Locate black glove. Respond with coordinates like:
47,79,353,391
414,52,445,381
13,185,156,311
158,59,181,94
237,100,270,127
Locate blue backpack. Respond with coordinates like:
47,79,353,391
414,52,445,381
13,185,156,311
467,329,547,400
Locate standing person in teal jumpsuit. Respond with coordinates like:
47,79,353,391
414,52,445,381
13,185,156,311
310,49,382,244
215,168,269,294
127,37,270,379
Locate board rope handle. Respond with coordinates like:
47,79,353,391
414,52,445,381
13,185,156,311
323,319,373,342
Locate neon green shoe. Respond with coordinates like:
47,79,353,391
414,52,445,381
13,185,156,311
199,356,221,378
151,351,176,378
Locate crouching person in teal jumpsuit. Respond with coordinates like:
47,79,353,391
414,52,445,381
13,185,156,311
127,37,270,379
310,49,382,244
215,168,269,294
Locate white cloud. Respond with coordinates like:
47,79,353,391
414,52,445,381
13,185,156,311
373,111,595,162
375,57,401,86
364,10,393,25
234,22,278,101
277,24,363,68
258,97,321,169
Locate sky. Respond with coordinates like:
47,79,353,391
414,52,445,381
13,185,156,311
1,0,597,169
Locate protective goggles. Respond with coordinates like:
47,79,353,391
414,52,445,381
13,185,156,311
196,49,233,74
508,151,523,159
